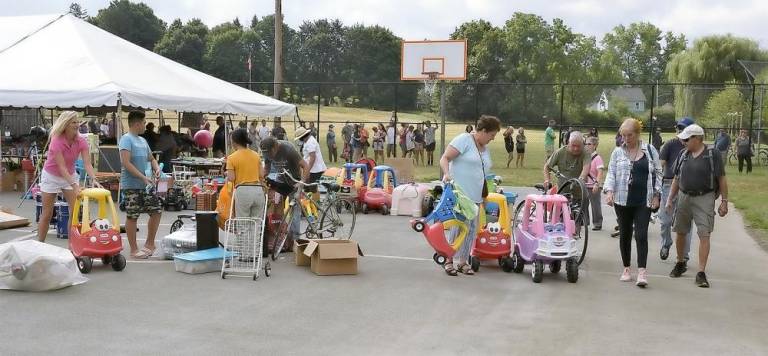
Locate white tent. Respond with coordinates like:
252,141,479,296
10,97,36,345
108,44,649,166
0,13,295,117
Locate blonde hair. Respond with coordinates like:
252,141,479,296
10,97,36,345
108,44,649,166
49,111,79,141
619,118,642,135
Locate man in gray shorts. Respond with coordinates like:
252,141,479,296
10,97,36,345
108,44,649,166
665,124,729,288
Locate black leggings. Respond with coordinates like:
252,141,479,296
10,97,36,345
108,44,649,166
614,205,651,268
738,154,752,173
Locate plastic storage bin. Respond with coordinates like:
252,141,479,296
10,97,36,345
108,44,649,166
173,247,232,274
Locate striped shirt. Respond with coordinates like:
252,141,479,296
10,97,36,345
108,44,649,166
604,142,662,207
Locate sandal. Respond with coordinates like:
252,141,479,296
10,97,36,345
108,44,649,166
131,247,154,259
444,262,458,276
457,263,475,275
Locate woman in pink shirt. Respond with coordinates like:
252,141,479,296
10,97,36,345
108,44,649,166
37,111,100,242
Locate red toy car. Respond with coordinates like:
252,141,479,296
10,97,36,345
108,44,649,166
69,188,126,273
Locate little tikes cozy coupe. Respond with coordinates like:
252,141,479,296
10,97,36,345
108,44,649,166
410,183,470,265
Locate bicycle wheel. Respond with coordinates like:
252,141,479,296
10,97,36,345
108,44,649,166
271,204,293,261
759,150,768,166
320,199,356,239
557,178,589,265
301,198,322,239
728,152,736,166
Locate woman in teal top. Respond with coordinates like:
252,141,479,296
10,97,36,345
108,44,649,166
439,115,501,276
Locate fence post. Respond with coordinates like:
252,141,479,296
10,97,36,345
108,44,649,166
649,84,656,143
474,83,480,120
749,84,756,149
393,83,398,158
316,83,321,130
558,84,565,148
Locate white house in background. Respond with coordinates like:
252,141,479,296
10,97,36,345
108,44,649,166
589,87,647,113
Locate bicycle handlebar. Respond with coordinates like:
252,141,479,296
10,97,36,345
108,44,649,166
280,169,318,187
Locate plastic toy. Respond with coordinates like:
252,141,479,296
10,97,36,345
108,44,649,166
468,192,517,272
391,183,431,217
69,188,126,273
510,193,580,283
361,165,397,215
410,183,469,265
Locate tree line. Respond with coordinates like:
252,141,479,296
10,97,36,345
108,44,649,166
70,1,768,127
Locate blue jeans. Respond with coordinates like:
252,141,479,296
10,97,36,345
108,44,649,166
659,180,691,257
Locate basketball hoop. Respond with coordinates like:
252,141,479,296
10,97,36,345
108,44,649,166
422,71,440,96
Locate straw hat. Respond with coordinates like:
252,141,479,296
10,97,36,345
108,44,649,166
294,127,311,140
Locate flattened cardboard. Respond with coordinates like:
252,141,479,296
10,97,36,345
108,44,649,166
0,211,29,229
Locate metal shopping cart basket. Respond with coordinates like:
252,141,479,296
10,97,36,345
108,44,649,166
221,183,271,280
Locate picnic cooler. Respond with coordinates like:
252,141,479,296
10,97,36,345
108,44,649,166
161,227,197,259
173,247,233,274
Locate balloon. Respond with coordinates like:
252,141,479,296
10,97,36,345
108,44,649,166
193,130,213,148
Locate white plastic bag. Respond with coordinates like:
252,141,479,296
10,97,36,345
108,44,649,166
0,240,88,292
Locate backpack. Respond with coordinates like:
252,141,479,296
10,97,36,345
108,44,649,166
674,144,720,198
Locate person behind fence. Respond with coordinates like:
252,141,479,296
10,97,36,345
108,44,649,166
261,137,310,251
248,121,261,151
399,123,408,158
258,119,271,141
414,123,425,166
503,125,515,168
351,123,363,161
584,136,605,231
714,128,731,163
326,124,337,163
543,131,590,187
342,121,353,161
604,118,662,288
424,121,436,166
386,121,397,158
544,119,556,159
406,125,416,158
440,115,500,276
667,124,728,288
226,128,264,219
735,129,753,174
373,124,385,163
515,127,527,168
658,117,694,261
119,111,163,259
36,111,102,243
359,123,370,158
271,119,287,140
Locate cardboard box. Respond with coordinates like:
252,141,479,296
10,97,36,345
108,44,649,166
294,240,311,266
303,239,360,276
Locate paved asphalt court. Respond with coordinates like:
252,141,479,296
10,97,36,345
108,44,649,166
1,188,767,355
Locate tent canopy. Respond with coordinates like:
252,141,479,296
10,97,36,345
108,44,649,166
0,13,295,117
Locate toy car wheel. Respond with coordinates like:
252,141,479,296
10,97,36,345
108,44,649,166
264,262,271,277
549,260,562,274
253,273,258,281
413,221,425,232
500,257,514,273
566,258,578,283
111,254,126,271
221,271,227,279
469,256,480,272
511,250,525,273
381,205,389,215
101,255,112,265
77,256,93,274
433,253,446,265
532,260,544,283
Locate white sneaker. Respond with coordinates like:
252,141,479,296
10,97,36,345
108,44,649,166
620,267,632,282
636,268,648,287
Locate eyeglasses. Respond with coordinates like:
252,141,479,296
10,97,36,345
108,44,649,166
585,143,595,146
681,138,689,143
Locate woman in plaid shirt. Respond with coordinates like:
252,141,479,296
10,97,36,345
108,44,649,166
604,118,662,288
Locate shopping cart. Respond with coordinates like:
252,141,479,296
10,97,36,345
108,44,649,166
221,183,271,280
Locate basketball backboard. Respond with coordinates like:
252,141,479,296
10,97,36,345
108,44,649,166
400,40,467,81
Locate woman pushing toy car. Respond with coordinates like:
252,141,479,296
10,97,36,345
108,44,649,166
37,111,101,242
438,115,500,276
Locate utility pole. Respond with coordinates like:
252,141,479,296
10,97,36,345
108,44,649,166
273,0,284,100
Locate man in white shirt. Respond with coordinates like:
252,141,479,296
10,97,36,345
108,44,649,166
386,122,396,158
294,127,327,200
258,119,271,141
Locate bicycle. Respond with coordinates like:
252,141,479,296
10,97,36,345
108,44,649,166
512,169,590,265
270,170,356,261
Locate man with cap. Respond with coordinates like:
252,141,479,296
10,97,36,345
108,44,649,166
326,124,337,163
295,126,327,197
657,118,694,261
666,124,729,288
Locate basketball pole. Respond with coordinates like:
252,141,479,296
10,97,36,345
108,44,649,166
438,80,445,179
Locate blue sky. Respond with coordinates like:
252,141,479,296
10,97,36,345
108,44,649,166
2,0,766,47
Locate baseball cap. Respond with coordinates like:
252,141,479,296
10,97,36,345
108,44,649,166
676,117,694,129
677,124,704,140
